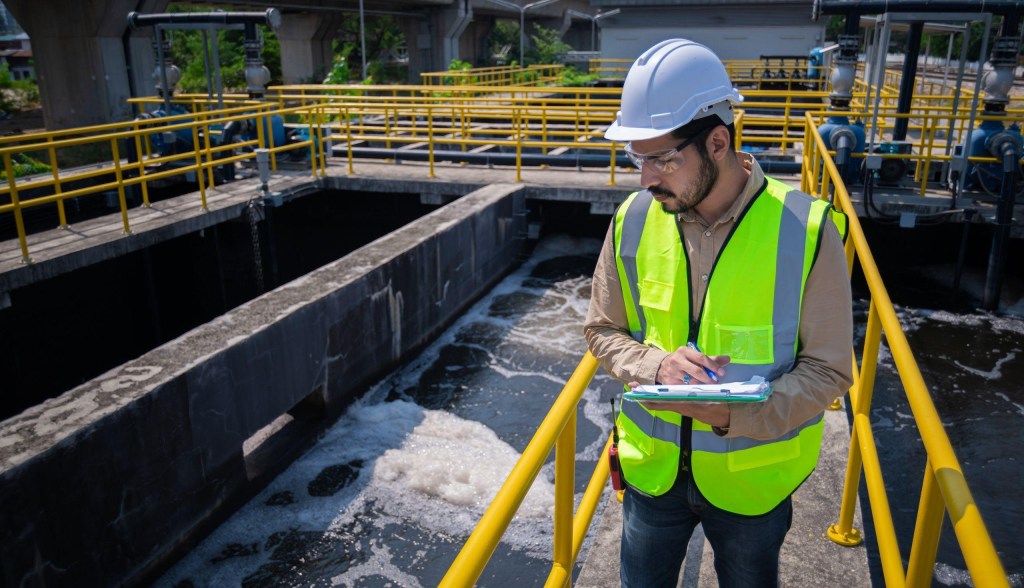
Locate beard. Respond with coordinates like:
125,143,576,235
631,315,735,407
651,150,719,214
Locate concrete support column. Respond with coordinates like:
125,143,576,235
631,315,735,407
5,0,169,130
397,16,428,83
277,13,340,85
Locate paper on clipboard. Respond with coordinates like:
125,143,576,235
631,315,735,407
623,376,772,403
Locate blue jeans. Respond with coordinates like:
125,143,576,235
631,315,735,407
620,472,792,588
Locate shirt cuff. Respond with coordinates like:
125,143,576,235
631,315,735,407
639,347,669,384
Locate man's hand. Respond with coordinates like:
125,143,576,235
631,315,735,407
655,345,729,385
628,347,732,427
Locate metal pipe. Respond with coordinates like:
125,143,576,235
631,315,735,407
943,23,970,162
336,146,806,174
956,13,992,197
818,0,1024,14
154,25,171,114
128,9,281,29
893,21,923,141
982,142,1018,310
359,0,367,80
867,14,891,152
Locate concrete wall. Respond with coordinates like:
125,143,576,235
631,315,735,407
598,5,824,61
0,183,528,587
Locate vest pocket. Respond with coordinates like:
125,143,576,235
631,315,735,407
726,438,800,472
639,278,674,311
714,324,774,364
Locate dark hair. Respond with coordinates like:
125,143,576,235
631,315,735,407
671,116,736,155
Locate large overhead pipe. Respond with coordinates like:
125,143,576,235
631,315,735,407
817,0,1024,13
128,9,281,98
127,10,282,29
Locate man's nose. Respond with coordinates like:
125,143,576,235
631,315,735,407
640,163,660,189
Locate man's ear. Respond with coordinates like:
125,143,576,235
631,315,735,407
706,126,732,161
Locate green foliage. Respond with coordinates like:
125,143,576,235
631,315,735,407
489,21,520,65
165,5,282,94
0,152,51,180
923,19,1008,63
824,16,845,43
329,15,406,81
323,44,354,84
444,59,477,85
526,24,570,66
0,62,39,114
558,65,598,87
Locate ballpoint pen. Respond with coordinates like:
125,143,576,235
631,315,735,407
686,341,719,382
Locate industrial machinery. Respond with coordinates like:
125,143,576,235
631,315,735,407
124,9,302,186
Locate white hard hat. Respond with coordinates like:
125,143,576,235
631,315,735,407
605,39,743,142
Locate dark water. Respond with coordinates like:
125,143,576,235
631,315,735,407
860,306,1024,586
155,235,623,587
155,233,1024,587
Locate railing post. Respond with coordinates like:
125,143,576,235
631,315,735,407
344,107,354,175
201,112,216,189
905,460,944,587
428,106,436,179
132,124,151,207
608,141,617,186
828,298,881,546
109,139,132,235
515,108,522,183
190,121,209,211
317,106,328,178
46,137,68,227
3,151,32,263
549,410,576,587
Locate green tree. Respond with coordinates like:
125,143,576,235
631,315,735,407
923,18,1005,63
526,24,570,65
331,15,406,82
489,20,520,66
0,61,38,114
164,5,282,94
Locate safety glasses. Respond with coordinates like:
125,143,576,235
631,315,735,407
624,127,712,173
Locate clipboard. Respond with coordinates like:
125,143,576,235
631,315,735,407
623,376,772,403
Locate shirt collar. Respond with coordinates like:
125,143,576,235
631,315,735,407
679,152,764,225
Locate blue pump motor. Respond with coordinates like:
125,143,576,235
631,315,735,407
959,119,1023,193
816,116,866,185
238,114,286,148
808,46,825,80
145,103,193,157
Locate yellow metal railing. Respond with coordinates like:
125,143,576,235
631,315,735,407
419,64,564,88
439,352,604,587
802,111,1009,588
0,102,326,262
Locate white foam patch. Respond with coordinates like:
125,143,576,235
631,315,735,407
953,350,1017,380
370,402,554,517
156,400,558,587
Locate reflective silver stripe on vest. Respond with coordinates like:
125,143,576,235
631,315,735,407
769,189,814,380
622,398,681,445
619,190,653,343
691,412,823,453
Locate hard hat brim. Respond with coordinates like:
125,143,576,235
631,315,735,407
604,99,740,142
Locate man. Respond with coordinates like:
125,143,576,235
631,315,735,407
584,39,853,587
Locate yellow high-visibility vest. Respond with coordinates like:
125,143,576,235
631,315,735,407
613,177,844,515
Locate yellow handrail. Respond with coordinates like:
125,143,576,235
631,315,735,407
803,111,1009,588
0,104,325,261
439,352,601,587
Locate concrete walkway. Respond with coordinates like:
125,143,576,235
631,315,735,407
575,401,872,587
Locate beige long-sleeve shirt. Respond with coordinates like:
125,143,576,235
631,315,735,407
584,154,853,441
